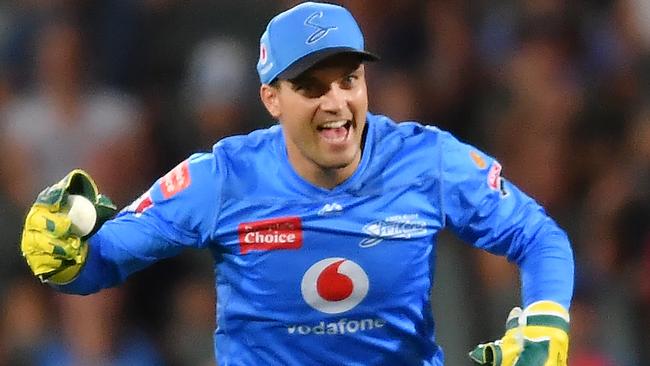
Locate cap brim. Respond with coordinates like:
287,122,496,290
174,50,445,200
276,47,379,81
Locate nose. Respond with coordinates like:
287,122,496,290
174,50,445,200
319,84,347,114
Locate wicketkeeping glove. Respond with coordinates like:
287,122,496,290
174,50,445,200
469,300,570,366
21,169,116,284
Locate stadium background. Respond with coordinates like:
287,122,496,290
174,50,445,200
0,0,648,365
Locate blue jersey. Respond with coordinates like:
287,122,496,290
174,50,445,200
59,113,574,365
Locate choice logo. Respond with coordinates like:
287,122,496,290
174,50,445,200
301,258,368,314
238,216,303,254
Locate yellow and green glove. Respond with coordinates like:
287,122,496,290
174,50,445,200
20,169,116,284
469,300,570,366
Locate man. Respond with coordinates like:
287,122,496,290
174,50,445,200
21,2,573,365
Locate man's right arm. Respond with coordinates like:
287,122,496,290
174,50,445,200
21,153,222,295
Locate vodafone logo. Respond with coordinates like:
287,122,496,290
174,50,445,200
301,258,369,314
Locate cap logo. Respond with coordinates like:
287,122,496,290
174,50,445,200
304,11,338,44
259,42,268,65
258,41,274,75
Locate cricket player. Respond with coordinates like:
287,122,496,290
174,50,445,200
21,2,574,365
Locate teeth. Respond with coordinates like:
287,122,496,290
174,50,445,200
321,120,347,129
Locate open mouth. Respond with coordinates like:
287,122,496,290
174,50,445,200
317,120,352,143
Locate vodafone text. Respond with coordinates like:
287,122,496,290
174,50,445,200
287,317,386,335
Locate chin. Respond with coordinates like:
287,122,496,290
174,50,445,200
327,162,352,170
310,143,361,171
318,154,356,171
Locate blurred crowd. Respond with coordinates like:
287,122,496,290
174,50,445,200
0,0,648,365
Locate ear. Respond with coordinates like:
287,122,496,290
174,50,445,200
260,84,281,119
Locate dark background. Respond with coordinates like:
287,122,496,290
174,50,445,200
1,1,648,365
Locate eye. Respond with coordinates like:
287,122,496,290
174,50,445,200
340,74,358,89
291,83,305,92
292,81,327,98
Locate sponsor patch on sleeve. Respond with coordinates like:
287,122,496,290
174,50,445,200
487,161,502,190
238,216,303,254
487,161,509,197
161,160,191,199
122,190,154,217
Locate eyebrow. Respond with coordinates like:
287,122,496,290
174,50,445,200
289,75,319,86
290,64,362,86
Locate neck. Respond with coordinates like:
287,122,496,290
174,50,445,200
312,157,360,190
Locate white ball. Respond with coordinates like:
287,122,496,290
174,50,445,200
65,194,97,237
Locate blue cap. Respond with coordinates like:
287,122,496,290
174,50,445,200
256,2,378,84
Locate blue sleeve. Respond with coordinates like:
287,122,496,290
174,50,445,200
56,153,222,295
439,131,574,309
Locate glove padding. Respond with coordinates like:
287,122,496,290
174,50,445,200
21,169,116,284
469,300,570,366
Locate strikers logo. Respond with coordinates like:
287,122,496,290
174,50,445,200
301,258,369,314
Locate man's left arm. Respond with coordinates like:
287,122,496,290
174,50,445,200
457,171,573,366
438,132,573,365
